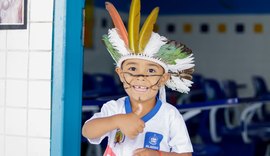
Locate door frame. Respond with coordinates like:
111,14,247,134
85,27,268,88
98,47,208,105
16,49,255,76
51,0,84,155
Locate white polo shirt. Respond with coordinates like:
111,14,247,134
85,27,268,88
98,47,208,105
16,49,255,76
87,97,193,156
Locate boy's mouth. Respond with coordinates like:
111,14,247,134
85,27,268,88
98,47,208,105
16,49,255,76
132,85,148,92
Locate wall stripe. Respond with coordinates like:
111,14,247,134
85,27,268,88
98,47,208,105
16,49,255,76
94,0,270,15
51,0,84,156
51,0,66,155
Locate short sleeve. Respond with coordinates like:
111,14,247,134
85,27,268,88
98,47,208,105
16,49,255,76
85,100,118,144
169,109,193,153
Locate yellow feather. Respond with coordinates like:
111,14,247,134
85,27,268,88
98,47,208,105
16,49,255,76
128,0,140,53
138,7,159,52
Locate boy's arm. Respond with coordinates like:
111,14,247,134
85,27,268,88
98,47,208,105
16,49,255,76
82,112,145,140
82,115,118,139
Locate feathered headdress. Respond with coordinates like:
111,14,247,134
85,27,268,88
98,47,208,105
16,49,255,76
103,0,195,94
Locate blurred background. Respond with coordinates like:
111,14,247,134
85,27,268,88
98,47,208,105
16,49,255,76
81,0,270,156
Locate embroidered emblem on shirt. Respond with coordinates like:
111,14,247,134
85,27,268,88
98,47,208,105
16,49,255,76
144,132,163,150
114,129,125,146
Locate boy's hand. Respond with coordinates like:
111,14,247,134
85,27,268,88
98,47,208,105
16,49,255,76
116,104,145,139
133,148,160,156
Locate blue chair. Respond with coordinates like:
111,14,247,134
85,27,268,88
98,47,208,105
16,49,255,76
212,78,270,156
247,76,270,143
251,76,270,121
193,144,224,156
204,78,226,101
200,78,227,143
252,76,270,98
83,73,95,91
178,73,206,104
83,73,119,98
180,78,225,156
189,74,207,103
192,74,205,91
197,79,260,156
222,80,238,98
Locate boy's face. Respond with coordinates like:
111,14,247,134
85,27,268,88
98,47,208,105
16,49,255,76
116,59,170,103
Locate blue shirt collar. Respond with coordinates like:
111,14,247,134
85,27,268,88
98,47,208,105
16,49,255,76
124,97,162,122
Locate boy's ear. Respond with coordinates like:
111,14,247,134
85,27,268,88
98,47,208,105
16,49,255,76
115,67,124,82
159,73,170,86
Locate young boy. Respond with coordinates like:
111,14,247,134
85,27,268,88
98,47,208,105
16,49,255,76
82,0,195,155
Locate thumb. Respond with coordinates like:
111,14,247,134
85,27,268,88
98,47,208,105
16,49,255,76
134,103,143,116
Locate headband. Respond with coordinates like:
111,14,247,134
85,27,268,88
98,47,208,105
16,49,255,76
103,0,195,93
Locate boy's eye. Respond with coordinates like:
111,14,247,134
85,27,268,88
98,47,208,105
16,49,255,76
128,67,136,71
148,69,156,73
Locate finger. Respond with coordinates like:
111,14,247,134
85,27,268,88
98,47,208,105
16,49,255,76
138,128,143,133
134,103,143,116
139,120,145,127
136,128,142,134
134,130,140,136
137,126,144,133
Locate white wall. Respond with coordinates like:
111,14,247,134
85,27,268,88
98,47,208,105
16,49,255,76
84,8,270,97
158,15,270,97
0,0,53,155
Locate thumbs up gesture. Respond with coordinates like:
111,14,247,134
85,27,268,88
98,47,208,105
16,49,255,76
134,103,143,116
116,104,145,139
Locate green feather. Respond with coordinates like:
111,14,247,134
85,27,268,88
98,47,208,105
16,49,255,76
155,43,190,65
102,35,122,62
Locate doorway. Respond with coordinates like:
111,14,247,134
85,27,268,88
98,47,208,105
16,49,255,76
51,0,85,156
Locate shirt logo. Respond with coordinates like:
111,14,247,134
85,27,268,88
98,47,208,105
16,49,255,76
114,129,125,146
144,132,163,150
149,135,158,145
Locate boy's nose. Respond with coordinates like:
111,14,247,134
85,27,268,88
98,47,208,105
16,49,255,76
136,74,145,81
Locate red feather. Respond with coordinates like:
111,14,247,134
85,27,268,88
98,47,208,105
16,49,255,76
105,2,129,46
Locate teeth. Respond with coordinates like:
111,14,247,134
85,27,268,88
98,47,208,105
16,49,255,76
133,85,148,92
134,85,147,89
